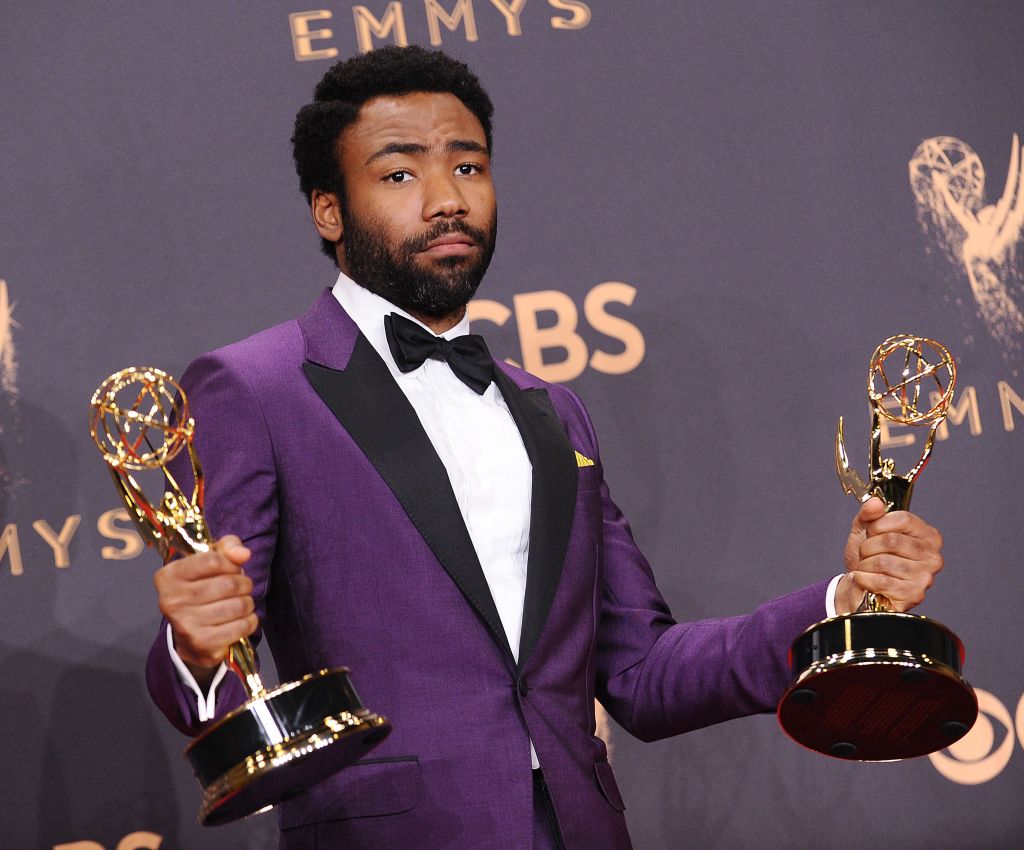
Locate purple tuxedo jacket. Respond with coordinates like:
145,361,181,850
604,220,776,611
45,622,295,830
146,289,828,849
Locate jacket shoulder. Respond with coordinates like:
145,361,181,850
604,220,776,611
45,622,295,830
184,318,304,392
206,318,303,369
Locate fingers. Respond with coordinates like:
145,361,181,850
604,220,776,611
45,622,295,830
844,569,935,612
172,614,259,668
154,535,257,668
859,529,937,564
843,497,887,573
158,544,250,584
864,509,943,545
845,510,944,613
163,585,255,622
157,568,253,609
166,614,256,671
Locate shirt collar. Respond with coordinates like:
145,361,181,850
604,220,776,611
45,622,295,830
330,271,471,376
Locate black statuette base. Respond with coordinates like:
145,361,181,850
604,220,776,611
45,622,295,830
185,667,391,825
778,612,977,761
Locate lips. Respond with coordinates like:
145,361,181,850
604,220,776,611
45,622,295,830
419,233,478,256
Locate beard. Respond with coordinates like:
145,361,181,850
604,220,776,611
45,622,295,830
340,203,497,319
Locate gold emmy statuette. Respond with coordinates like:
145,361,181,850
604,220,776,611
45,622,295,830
777,335,978,760
89,367,390,824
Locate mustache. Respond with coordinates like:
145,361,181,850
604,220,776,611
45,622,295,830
404,219,491,252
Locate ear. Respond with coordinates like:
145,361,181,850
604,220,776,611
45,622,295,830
311,189,344,244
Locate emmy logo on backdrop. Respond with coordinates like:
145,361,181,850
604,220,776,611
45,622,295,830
89,367,390,825
778,335,978,760
0,279,18,397
910,135,1024,353
0,278,21,505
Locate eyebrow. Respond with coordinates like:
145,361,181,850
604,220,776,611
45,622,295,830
364,139,488,166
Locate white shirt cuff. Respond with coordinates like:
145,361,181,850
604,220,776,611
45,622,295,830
825,574,844,619
166,623,228,722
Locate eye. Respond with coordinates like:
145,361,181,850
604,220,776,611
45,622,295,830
456,163,482,176
384,170,413,183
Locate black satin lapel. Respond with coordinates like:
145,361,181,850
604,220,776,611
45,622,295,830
303,336,513,663
492,370,578,670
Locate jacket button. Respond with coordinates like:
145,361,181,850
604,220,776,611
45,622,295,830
517,677,529,697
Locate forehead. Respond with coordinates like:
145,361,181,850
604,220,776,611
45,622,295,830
340,92,487,163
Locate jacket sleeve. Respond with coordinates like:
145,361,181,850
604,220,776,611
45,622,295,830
557,385,828,742
145,350,279,736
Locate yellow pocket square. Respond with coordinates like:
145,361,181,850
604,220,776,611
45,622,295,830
574,450,595,468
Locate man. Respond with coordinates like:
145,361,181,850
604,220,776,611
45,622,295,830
146,46,944,849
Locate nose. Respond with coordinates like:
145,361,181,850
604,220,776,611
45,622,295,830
421,170,468,220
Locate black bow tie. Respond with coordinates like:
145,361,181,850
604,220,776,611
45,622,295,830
384,312,495,395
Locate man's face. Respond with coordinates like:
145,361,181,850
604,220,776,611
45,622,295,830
333,92,497,319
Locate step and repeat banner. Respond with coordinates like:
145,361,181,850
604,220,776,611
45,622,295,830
2,2,1023,848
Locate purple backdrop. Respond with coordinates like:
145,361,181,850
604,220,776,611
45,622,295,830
2,2,1023,847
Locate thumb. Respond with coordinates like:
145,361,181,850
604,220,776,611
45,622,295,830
850,496,887,535
845,496,886,571
213,534,251,566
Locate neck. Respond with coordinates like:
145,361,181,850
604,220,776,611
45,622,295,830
410,306,467,335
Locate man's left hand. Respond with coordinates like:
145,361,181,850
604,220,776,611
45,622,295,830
836,496,944,615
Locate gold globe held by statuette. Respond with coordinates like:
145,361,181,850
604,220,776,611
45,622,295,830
89,366,209,562
868,334,956,427
89,367,194,471
836,334,956,515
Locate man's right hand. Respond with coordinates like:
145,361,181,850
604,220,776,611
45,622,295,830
154,534,258,689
